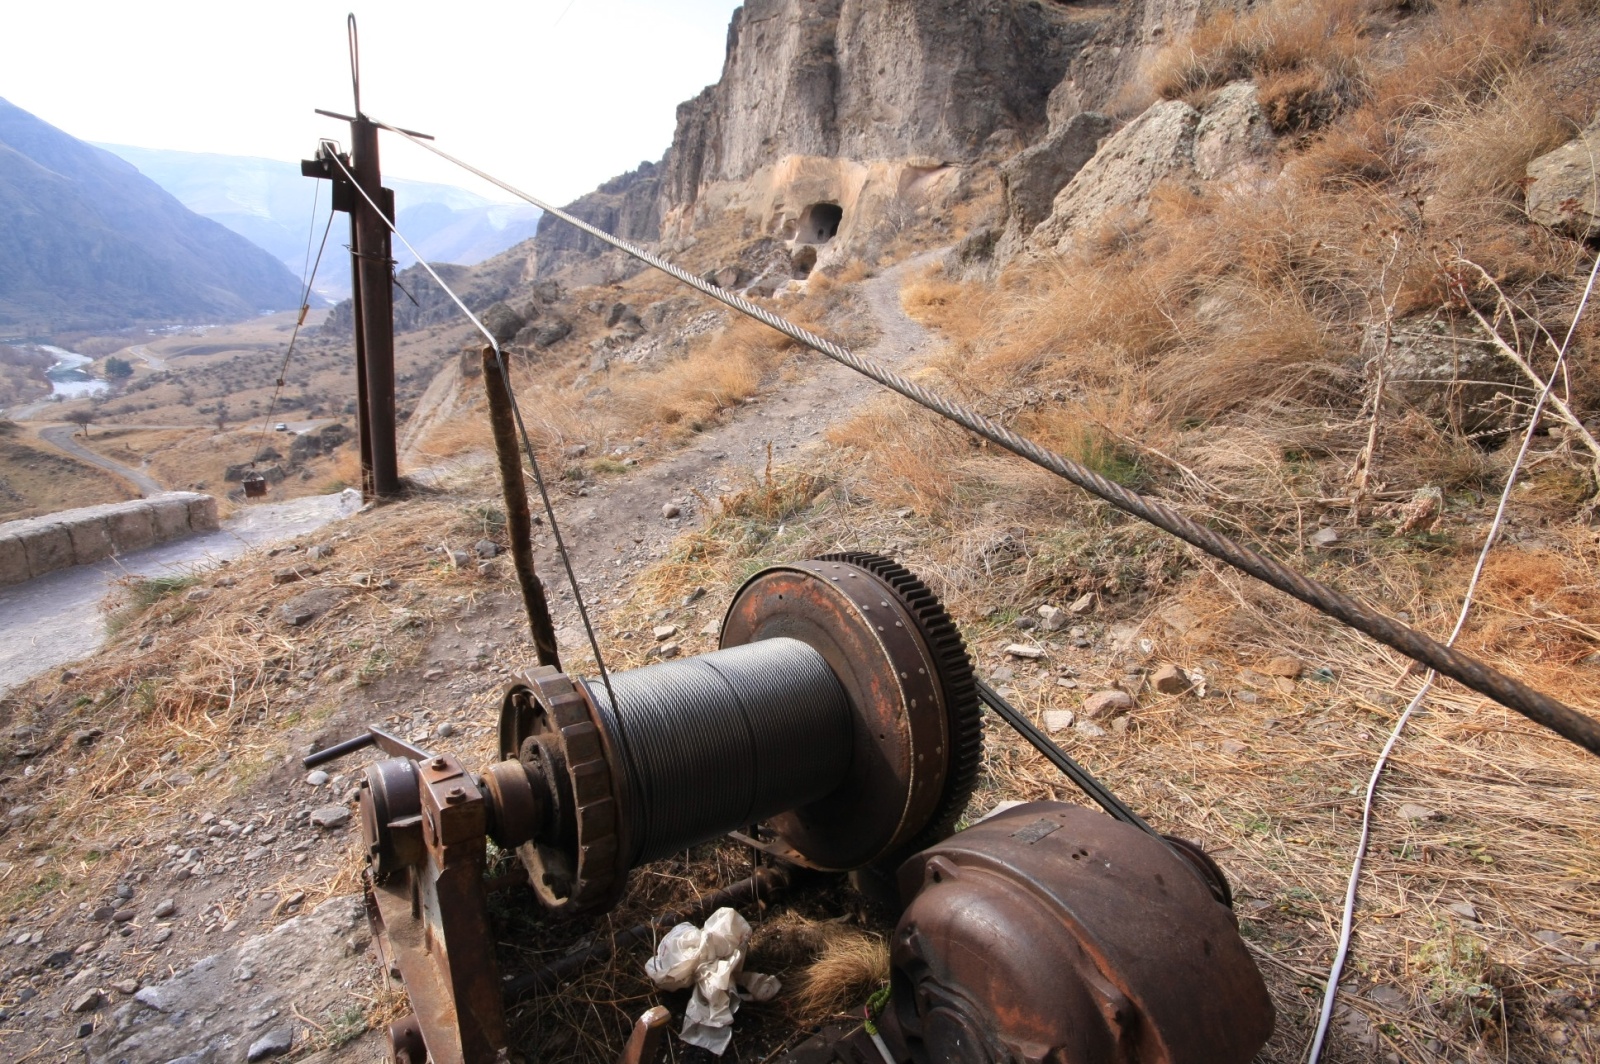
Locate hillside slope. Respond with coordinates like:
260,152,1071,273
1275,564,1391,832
0,99,304,330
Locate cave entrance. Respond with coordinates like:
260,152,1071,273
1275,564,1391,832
791,245,818,280
796,202,843,245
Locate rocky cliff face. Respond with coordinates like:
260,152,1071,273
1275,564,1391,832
661,0,1100,214
530,161,663,278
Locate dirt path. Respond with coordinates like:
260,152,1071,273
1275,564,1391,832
38,424,166,497
519,250,942,636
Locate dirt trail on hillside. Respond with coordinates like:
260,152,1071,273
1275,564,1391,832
38,424,166,496
519,250,943,643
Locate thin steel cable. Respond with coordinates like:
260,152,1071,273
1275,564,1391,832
321,146,620,717
976,680,1157,835
249,191,334,474
375,118,1600,757
1306,247,1600,1063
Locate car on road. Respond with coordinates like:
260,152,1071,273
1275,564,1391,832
274,423,289,432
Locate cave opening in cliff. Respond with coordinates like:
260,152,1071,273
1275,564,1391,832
796,202,843,245
791,245,818,279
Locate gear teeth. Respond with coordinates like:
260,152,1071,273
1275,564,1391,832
818,552,981,854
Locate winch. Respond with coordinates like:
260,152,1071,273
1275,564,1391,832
310,553,1273,1064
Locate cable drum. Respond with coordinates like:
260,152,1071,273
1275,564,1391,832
582,637,854,866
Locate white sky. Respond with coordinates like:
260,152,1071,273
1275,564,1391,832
2,1,743,204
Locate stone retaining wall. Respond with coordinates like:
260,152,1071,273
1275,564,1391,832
0,493,218,587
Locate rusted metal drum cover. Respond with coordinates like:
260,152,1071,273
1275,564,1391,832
892,803,1274,1064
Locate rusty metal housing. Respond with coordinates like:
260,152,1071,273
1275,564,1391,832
316,556,1274,1064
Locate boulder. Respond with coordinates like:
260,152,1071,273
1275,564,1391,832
997,112,1115,255
1384,315,1520,436
606,302,642,329
1027,99,1201,254
527,320,573,349
479,302,526,346
1020,84,1277,260
1526,118,1600,239
1193,82,1275,181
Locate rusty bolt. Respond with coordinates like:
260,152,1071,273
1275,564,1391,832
445,786,467,804
431,757,448,771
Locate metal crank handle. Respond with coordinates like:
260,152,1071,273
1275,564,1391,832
302,725,433,769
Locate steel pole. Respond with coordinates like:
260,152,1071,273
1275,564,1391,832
349,117,400,499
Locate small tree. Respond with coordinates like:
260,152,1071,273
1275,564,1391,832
65,409,94,437
104,356,133,380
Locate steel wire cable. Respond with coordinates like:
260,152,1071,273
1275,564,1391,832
375,118,1600,757
248,187,335,474
1306,246,1600,1064
321,146,621,725
582,639,852,865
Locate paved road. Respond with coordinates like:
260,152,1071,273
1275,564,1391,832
38,424,166,496
0,489,363,697
127,343,166,370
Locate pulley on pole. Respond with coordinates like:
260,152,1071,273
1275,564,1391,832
301,14,401,501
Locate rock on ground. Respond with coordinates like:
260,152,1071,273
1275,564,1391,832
1018,82,1275,261
1526,118,1600,239
1081,689,1135,719
86,897,374,1064
1381,314,1520,436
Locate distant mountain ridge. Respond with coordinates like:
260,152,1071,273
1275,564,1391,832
98,145,543,299
0,98,305,331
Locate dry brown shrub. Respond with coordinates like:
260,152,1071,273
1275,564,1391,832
900,272,991,353
1148,0,1378,118
613,315,773,432
791,928,890,1022
1423,74,1572,205
827,401,968,514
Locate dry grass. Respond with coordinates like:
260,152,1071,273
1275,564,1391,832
0,495,509,921
791,928,890,1022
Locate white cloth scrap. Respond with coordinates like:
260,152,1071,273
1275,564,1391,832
644,907,781,1054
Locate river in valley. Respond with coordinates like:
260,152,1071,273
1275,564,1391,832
37,344,110,399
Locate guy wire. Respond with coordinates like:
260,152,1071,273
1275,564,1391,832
249,182,334,474
322,147,621,721
371,116,1600,758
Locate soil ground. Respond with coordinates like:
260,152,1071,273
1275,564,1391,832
0,254,952,1063
1,251,1595,1064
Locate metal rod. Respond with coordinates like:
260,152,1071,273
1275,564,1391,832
976,680,1157,836
505,865,790,1000
303,731,376,769
481,345,561,669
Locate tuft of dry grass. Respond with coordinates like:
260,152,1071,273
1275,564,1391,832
1147,0,1380,126
791,928,890,1022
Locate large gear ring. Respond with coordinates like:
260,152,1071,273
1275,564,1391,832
719,552,981,869
499,667,626,913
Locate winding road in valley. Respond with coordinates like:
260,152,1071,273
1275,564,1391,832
38,423,166,496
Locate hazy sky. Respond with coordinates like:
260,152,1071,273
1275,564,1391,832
3,1,742,204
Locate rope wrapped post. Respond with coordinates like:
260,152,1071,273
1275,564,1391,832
481,345,561,669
